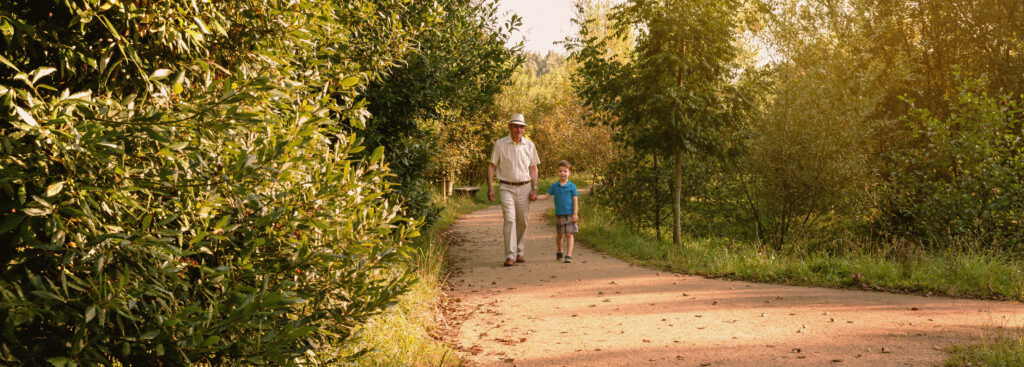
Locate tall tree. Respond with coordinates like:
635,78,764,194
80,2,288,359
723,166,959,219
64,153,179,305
359,0,522,221
571,0,751,245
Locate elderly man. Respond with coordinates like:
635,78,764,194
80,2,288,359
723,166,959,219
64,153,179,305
488,113,540,266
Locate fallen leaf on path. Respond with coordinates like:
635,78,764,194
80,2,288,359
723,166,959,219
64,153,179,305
881,347,891,353
761,313,768,317
643,339,651,343
831,359,843,363
910,307,920,311
792,348,802,353
712,301,719,305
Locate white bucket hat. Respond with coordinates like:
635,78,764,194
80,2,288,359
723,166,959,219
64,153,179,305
509,113,526,126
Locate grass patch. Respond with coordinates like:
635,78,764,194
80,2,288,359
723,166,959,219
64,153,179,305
347,191,488,367
576,198,1024,300
946,331,1024,366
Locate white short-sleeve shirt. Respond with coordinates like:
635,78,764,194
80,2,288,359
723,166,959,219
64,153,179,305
490,136,540,182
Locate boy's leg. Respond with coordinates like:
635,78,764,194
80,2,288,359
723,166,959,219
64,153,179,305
566,234,575,257
555,233,563,252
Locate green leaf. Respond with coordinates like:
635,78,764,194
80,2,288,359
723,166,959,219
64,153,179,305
369,146,385,163
46,182,65,197
32,67,57,84
23,208,51,216
140,329,159,340
203,335,220,346
168,141,189,151
149,69,172,80
31,290,65,302
84,305,96,323
46,357,70,367
0,54,19,72
340,75,360,88
14,106,38,127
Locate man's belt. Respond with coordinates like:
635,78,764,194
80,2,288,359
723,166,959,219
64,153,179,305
499,180,531,186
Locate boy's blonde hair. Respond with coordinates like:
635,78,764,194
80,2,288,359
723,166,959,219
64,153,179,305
557,160,572,170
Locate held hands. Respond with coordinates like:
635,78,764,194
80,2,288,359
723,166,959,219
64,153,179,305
529,189,537,202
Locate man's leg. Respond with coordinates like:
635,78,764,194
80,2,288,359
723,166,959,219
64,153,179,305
514,184,530,258
499,185,517,261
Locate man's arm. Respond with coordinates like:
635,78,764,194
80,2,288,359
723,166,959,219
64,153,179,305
487,163,496,202
528,165,538,201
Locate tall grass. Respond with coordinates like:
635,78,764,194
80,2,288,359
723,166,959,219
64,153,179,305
346,190,488,366
946,330,1024,367
576,195,1024,300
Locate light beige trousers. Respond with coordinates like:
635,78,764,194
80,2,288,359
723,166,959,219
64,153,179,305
499,183,531,259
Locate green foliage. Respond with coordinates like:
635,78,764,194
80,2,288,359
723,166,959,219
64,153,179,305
882,79,1024,248
0,0,446,365
947,333,1024,367
478,53,616,182
346,192,486,367
360,0,522,223
736,46,877,249
576,197,1024,301
570,0,755,244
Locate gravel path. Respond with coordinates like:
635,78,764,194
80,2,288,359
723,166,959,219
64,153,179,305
444,198,1024,366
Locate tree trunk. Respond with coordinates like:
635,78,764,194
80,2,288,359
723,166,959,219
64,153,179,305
654,154,662,240
673,150,682,246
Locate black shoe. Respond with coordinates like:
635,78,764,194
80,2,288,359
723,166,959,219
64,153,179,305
556,252,564,261
564,255,572,263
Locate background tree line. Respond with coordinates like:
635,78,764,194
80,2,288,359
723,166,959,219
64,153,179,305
0,0,518,365
570,0,1024,253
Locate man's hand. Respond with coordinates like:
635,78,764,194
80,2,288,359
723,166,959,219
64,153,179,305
488,188,494,202
529,190,537,202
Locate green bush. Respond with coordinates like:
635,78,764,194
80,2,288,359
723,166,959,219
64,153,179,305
882,78,1024,249
1,1,431,365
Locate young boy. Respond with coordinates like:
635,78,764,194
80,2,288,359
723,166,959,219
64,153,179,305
534,160,579,263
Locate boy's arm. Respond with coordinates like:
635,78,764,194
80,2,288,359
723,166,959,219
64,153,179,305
571,196,578,223
535,193,550,200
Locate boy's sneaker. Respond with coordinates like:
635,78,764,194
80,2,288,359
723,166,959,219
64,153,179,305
563,255,572,263
556,252,564,261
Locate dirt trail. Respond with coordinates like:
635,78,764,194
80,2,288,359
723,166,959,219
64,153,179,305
444,198,1024,367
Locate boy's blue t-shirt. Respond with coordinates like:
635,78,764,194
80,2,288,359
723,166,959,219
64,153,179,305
546,180,578,215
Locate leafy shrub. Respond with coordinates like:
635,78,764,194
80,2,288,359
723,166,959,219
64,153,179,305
1,0,429,365
881,78,1024,249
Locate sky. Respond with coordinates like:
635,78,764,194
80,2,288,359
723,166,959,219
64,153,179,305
496,0,580,55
